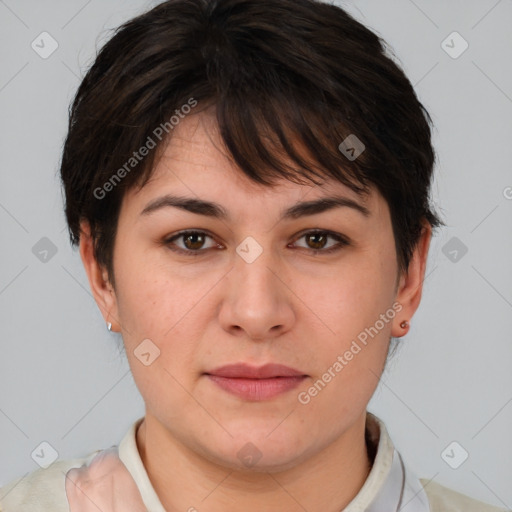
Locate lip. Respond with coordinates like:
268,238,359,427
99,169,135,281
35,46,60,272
204,363,308,401
206,363,306,379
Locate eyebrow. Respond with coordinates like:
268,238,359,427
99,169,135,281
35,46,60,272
140,194,370,220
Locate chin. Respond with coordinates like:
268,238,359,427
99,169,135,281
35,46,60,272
199,429,310,473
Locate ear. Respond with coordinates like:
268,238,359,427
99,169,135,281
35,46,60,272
79,220,121,332
391,220,432,337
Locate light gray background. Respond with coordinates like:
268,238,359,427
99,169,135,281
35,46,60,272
1,0,511,508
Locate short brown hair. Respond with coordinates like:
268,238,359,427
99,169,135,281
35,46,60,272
60,0,443,290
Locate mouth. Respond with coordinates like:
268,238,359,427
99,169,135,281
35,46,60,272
204,363,308,401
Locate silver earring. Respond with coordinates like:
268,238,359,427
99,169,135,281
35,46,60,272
107,322,112,331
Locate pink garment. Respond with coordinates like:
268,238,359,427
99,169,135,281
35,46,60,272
64,447,147,511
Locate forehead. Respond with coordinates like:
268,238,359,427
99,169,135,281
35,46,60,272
126,111,380,215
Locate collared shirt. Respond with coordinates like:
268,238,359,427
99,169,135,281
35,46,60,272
0,412,507,511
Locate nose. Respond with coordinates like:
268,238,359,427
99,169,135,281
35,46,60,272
218,245,295,341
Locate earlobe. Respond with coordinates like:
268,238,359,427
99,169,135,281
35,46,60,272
391,221,432,338
79,220,120,332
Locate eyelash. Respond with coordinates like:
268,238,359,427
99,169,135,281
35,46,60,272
163,229,350,257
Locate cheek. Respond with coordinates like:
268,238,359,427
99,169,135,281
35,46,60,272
116,276,170,338
294,255,396,400
114,262,211,371
113,245,186,334
299,257,395,336
115,271,203,412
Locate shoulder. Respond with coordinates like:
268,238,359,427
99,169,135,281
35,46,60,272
421,478,510,512
0,451,100,512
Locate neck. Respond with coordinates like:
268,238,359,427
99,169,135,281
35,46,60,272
136,411,372,512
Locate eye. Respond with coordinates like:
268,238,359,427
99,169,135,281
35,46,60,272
290,230,350,254
164,230,221,256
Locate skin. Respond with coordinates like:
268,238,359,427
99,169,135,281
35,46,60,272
80,111,432,512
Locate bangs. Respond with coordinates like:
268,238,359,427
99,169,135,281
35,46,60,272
134,91,373,200
216,91,371,196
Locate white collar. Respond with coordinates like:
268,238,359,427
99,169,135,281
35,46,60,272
344,412,430,512
363,448,430,512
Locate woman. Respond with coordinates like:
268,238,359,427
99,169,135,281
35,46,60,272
0,0,507,510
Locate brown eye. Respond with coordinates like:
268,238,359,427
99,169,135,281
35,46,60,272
182,232,206,250
305,232,328,250
292,230,350,255
164,230,219,256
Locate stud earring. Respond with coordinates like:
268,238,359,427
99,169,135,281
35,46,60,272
400,320,409,329
107,322,112,331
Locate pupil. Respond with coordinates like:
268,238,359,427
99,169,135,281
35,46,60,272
308,233,326,249
186,233,203,250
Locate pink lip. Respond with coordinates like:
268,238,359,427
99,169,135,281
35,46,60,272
205,363,308,401
207,363,306,379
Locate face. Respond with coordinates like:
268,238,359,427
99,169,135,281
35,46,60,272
81,111,430,472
